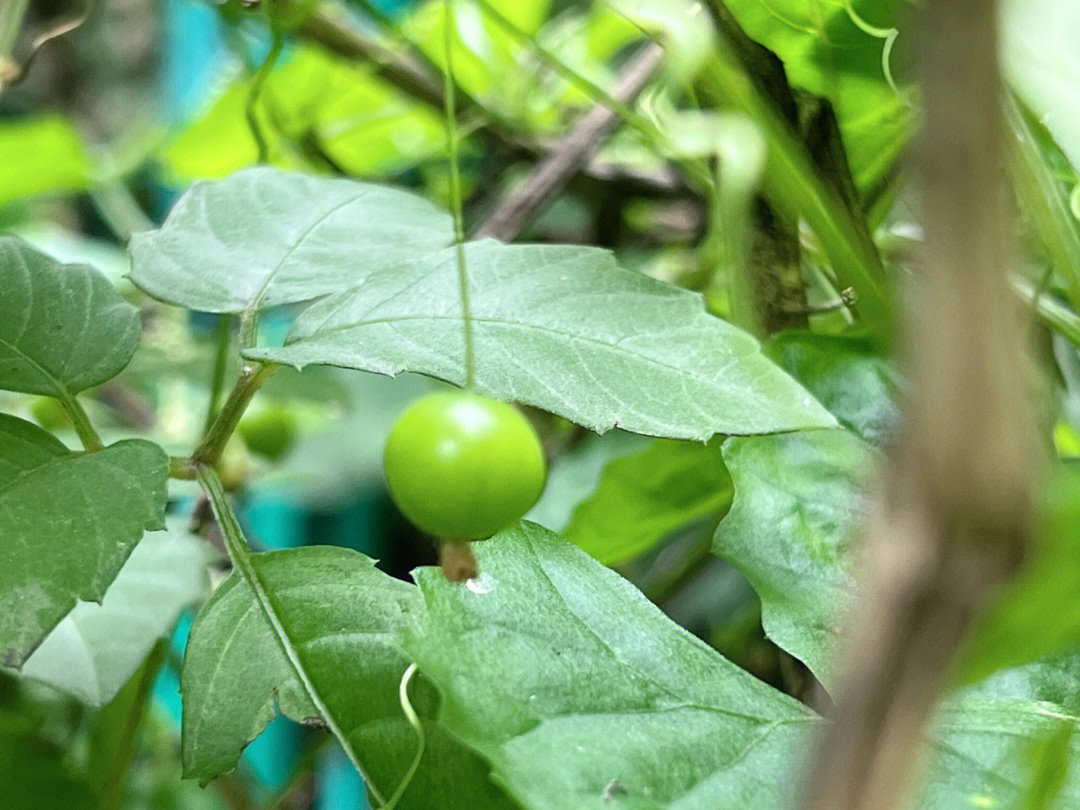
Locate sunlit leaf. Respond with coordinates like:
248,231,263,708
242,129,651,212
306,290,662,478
128,168,453,314
250,239,837,438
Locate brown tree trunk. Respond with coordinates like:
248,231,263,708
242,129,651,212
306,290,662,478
799,0,1038,808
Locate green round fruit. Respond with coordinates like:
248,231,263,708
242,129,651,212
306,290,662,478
238,404,298,461
383,391,546,539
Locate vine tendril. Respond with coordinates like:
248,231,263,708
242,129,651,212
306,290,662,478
381,664,425,810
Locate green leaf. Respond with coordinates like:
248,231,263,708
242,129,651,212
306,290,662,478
249,240,838,438
712,430,874,689
0,236,140,396
0,415,168,668
404,0,556,123
128,168,453,314
723,0,913,192
1002,0,1080,174
952,463,1080,686
0,729,96,810
402,522,820,810
181,545,513,809
917,653,1080,809
563,438,733,564
0,116,92,209
162,47,446,181
525,430,648,532
19,525,216,706
764,330,899,445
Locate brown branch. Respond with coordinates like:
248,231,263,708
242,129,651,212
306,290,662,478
800,1,1038,808
472,42,665,242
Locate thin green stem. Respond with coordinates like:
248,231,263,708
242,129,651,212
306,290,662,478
97,642,167,810
246,32,285,164
193,362,277,467
443,0,476,389
195,465,386,805
170,456,198,480
1013,273,1080,349
60,392,103,451
204,315,233,435
382,664,425,810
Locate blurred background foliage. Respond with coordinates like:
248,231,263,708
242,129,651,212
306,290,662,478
3,0,1080,807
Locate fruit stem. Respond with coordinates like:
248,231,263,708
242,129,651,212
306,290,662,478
439,539,478,582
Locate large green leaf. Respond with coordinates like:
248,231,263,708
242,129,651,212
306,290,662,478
917,653,1080,809
0,116,92,209
765,330,899,445
19,525,216,706
562,438,733,564
128,168,453,314
712,430,874,689
181,546,513,809
0,236,140,396
402,522,820,810
0,415,168,668
250,240,837,438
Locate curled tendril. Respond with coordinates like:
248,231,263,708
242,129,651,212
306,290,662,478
840,0,913,107
380,663,425,810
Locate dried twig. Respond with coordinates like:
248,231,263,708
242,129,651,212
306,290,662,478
472,42,665,242
799,1,1038,808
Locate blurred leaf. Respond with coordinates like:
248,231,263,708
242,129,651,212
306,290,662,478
953,463,1080,686
402,522,820,810
128,168,453,314
723,0,914,192
525,430,646,532
0,236,140,396
403,0,559,123
250,239,838,438
0,415,168,668
163,46,446,181
0,729,96,810
563,438,733,564
1002,0,1080,174
765,330,899,445
182,545,514,809
713,429,874,689
20,525,216,706
0,117,92,208
918,653,1080,810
